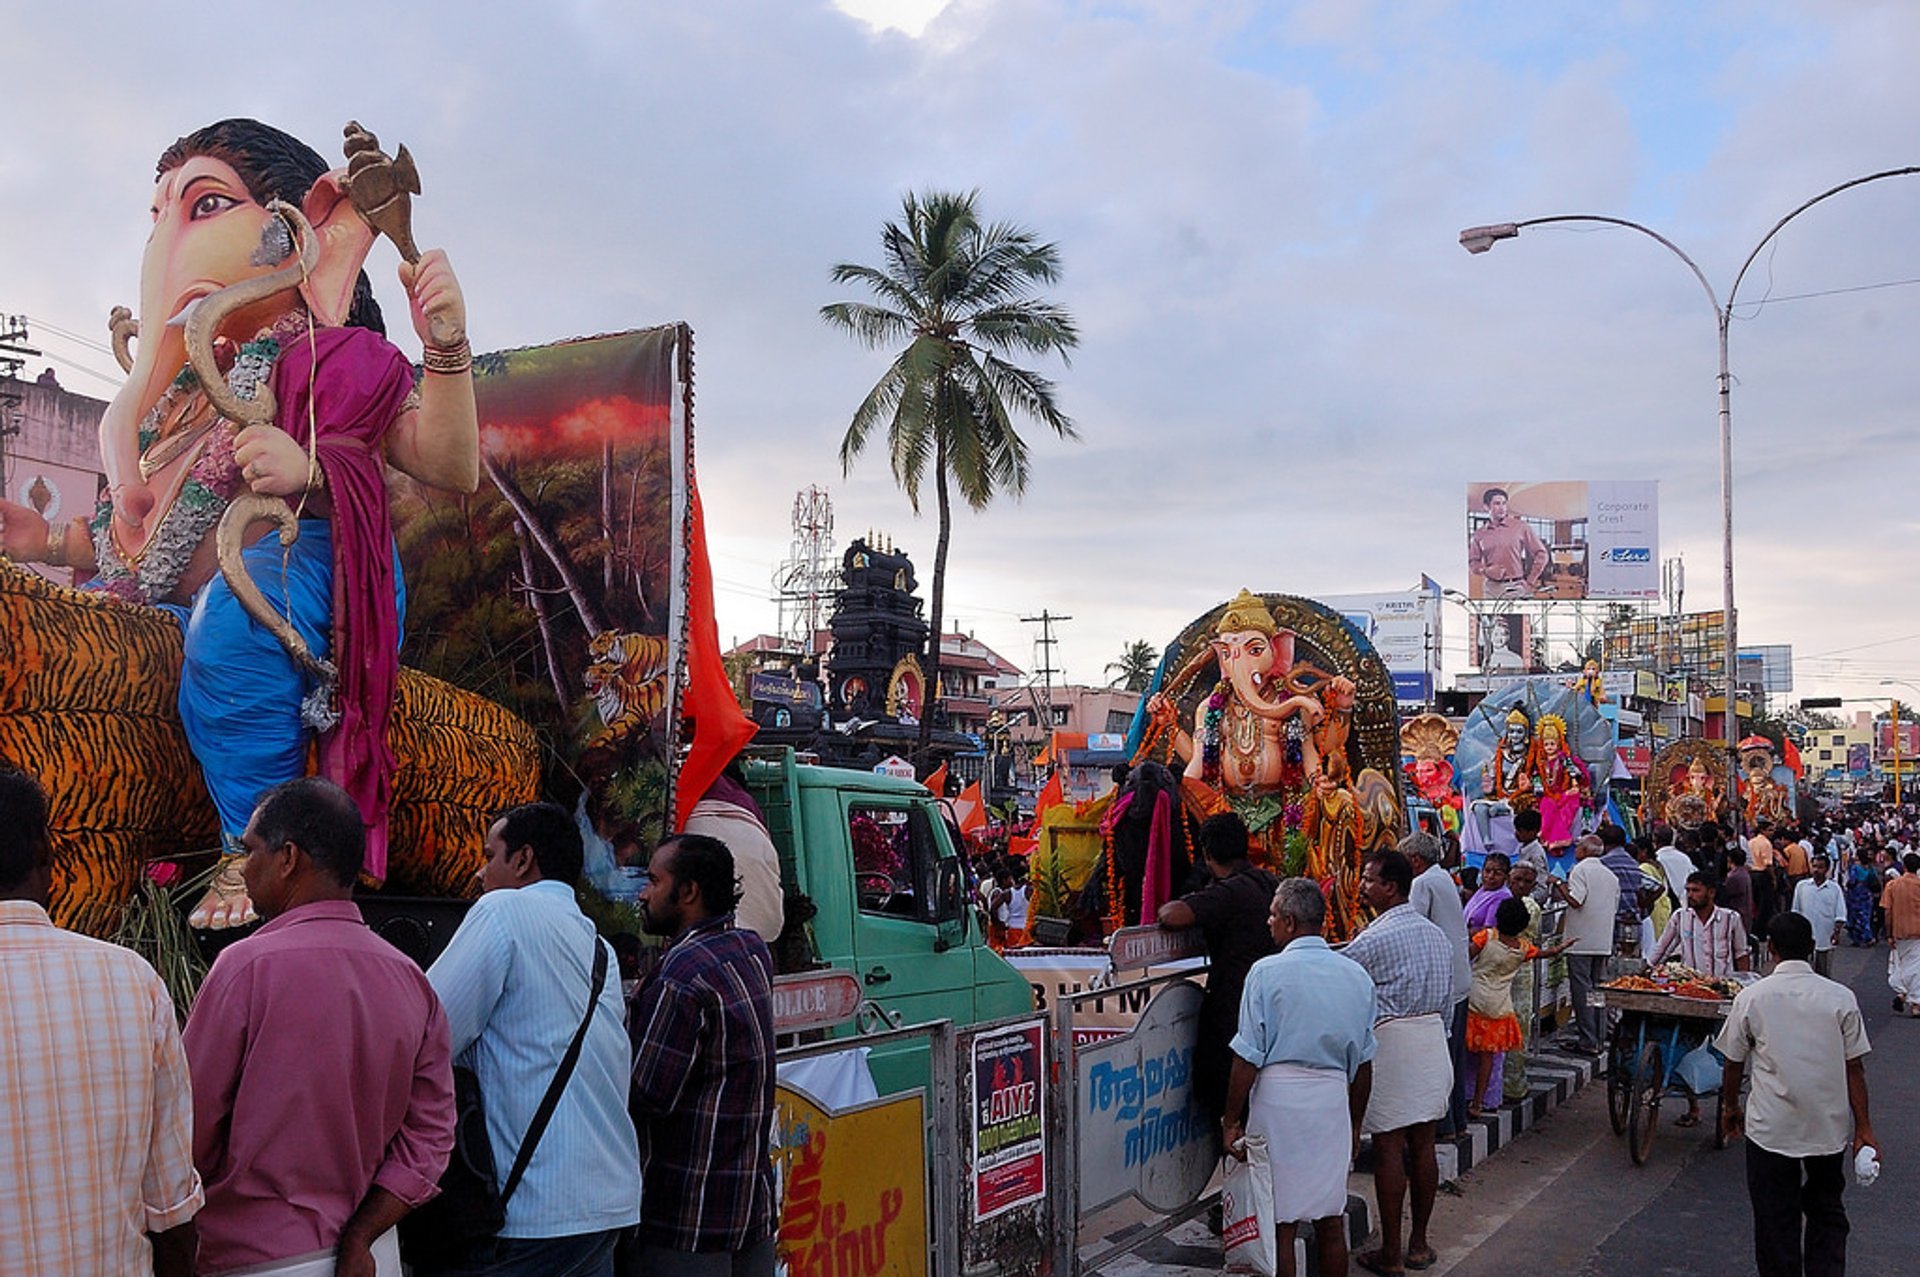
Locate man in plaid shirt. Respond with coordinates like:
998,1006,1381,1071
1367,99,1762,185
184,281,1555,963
0,768,203,1276
630,832,777,1277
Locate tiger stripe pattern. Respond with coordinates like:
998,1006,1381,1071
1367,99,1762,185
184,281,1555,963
0,560,540,934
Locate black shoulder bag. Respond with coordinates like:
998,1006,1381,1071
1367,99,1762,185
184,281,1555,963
401,941,610,1268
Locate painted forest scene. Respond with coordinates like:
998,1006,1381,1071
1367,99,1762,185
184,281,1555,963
391,326,686,861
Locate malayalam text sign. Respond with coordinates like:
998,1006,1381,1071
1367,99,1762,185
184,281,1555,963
774,1086,927,1277
1074,979,1218,1213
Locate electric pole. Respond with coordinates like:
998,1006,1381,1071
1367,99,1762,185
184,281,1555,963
0,316,38,502
1021,609,1071,740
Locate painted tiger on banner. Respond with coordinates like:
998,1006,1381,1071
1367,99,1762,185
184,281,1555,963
0,559,540,935
582,629,671,748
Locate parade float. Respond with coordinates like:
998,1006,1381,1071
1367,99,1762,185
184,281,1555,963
0,118,750,939
1642,738,1732,832
1737,734,1798,826
1401,712,1465,839
1101,588,1406,941
1456,676,1613,873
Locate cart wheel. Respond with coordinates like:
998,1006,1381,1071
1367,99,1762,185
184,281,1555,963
1606,1038,1632,1136
1628,1042,1663,1166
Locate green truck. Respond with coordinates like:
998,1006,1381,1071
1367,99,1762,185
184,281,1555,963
740,746,1034,1040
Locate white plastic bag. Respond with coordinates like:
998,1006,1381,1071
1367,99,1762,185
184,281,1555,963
1221,1134,1277,1277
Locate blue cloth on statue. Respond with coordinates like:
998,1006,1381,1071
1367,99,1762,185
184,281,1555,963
174,522,405,840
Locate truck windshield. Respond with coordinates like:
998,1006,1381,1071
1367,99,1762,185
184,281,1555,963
849,803,939,924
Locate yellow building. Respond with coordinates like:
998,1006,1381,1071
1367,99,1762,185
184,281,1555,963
1803,713,1873,787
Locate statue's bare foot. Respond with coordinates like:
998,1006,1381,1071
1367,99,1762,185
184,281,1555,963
188,856,257,930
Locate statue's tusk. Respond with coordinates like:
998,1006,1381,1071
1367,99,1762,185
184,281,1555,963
108,306,137,373
215,493,338,689
184,199,319,429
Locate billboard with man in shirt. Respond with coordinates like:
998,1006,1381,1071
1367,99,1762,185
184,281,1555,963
1466,481,1658,601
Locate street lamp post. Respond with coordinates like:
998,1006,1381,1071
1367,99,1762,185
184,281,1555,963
1462,167,1920,821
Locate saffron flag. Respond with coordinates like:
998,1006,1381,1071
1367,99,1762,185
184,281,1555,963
954,780,988,834
923,761,950,798
675,478,759,827
1035,770,1064,817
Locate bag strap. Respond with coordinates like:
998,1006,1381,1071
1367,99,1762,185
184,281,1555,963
500,938,608,1206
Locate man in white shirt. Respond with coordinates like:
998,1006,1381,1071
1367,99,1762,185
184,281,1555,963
1719,913,1876,1277
1403,833,1471,1136
1792,854,1848,978
426,802,643,1273
1552,834,1618,1055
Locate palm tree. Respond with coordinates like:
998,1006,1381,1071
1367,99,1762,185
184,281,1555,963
1106,639,1160,693
823,190,1079,764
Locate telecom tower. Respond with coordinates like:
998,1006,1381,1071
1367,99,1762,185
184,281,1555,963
770,485,837,655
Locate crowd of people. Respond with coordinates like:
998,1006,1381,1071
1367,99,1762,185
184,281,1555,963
0,768,779,1277
1206,804,1898,1277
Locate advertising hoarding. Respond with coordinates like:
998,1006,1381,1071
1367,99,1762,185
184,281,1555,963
1317,588,1441,706
1468,613,1534,673
1465,481,1658,601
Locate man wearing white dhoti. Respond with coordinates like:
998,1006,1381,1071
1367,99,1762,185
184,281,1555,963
1884,852,1920,1015
1222,878,1376,1277
1341,850,1457,1277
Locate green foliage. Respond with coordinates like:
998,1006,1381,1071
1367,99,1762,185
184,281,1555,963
1281,829,1310,879
823,190,1080,762
114,860,220,1021
1106,639,1160,692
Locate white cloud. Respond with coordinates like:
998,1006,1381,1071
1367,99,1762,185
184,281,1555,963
8,1,1920,702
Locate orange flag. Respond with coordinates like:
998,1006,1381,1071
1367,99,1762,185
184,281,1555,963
1035,770,1064,816
923,761,950,797
954,780,987,834
673,478,759,829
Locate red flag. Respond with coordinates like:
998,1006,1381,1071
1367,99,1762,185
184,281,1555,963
673,477,758,829
923,761,950,797
1035,770,1064,816
955,780,987,834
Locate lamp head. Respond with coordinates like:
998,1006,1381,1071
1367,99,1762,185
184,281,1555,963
1460,223,1520,254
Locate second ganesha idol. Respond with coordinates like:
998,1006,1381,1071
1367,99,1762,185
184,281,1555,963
1135,589,1406,940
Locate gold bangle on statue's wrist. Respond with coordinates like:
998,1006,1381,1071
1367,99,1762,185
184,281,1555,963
422,337,471,377
41,528,68,568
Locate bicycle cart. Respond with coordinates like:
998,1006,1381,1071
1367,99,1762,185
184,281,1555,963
1592,986,1732,1166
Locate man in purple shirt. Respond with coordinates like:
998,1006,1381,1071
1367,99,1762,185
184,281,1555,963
185,777,455,1277
630,832,777,1277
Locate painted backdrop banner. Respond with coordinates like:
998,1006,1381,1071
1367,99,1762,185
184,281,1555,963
392,327,686,875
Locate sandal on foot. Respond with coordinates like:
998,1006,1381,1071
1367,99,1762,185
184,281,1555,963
1406,1249,1438,1271
1674,1112,1702,1128
1355,1249,1406,1276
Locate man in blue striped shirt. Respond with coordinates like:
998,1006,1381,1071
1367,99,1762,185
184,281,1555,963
426,803,642,1275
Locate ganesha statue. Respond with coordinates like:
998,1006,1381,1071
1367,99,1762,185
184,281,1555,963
0,118,521,930
1738,735,1795,828
1140,588,1404,939
1642,739,1728,831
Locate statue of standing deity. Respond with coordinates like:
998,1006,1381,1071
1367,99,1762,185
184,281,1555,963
1530,713,1590,855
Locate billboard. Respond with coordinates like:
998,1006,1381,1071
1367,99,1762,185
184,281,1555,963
1466,481,1658,601
1469,613,1535,673
1318,587,1441,706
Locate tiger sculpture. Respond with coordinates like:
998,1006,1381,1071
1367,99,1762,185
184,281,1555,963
582,629,671,748
0,559,540,935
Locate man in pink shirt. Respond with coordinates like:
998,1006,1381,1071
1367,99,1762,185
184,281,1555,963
185,777,455,1277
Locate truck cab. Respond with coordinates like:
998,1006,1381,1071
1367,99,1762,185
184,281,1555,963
741,748,1033,1036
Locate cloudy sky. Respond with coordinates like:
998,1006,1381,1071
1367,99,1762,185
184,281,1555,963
7,1,1918,707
